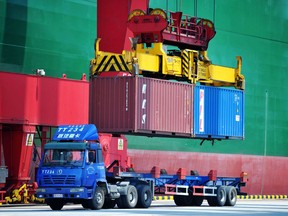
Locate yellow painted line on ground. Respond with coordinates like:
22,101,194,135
154,196,173,200
238,195,288,199
154,195,288,200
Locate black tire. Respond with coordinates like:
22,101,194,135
173,195,185,206
89,187,105,210
215,186,227,206
174,194,204,206
116,195,124,208
103,198,116,209
217,186,227,206
82,200,90,209
207,196,217,206
207,186,227,206
116,185,138,208
191,196,204,206
136,185,152,208
46,199,65,210
174,189,204,207
182,196,193,206
225,186,237,206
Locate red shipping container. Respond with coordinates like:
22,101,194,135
90,76,194,137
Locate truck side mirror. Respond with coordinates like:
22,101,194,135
88,151,96,163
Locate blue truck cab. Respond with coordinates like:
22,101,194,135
36,124,120,210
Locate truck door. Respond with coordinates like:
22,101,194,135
84,150,106,187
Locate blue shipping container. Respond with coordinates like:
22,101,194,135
194,85,244,139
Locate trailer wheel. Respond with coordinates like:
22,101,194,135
89,187,105,210
216,186,227,206
207,186,227,206
174,195,185,206
225,186,237,206
102,198,116,209
207,196,217,206
47,198,65,210
179,193,204,206
117,185,138,208
191,196,204,206
136,185,152,208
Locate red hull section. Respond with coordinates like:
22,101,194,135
0,71,89,126
128,149,288,195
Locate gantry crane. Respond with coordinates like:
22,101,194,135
90,8,244,90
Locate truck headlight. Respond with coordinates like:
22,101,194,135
36,188,46,193
70,188,84,193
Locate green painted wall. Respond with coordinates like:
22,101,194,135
0,0,96,78
0,0,287,157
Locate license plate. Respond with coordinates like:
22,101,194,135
53,194,63,198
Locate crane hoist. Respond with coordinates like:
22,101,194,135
90,8,245,90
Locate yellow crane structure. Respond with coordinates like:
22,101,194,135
90,9,245,90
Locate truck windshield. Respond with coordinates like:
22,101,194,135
42,149,85,167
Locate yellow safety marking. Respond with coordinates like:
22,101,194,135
237,195,288,200
95,55,129,72
155,195,288,201
181,50,189,77
154,196,173,200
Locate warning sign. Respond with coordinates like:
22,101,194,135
118,139,124,150
26,134,34,146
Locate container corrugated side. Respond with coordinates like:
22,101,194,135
90,76,194,136
136,77,193,135
90,76,136,132
218,88,244,138
194,85,244,139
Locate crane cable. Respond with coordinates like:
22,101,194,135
194,0,216,24
194,0,197,17
177,0,183,12
213,0,216,25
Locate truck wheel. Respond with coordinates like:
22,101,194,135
46,199,65,210
225,186,237,206
173,195,185,206
136,185,152,208
117,185,138,208
103,198,116,209
89,187,105,210
216,186,227,206
82,200,90,209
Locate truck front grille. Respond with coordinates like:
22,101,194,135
43,175,76,185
